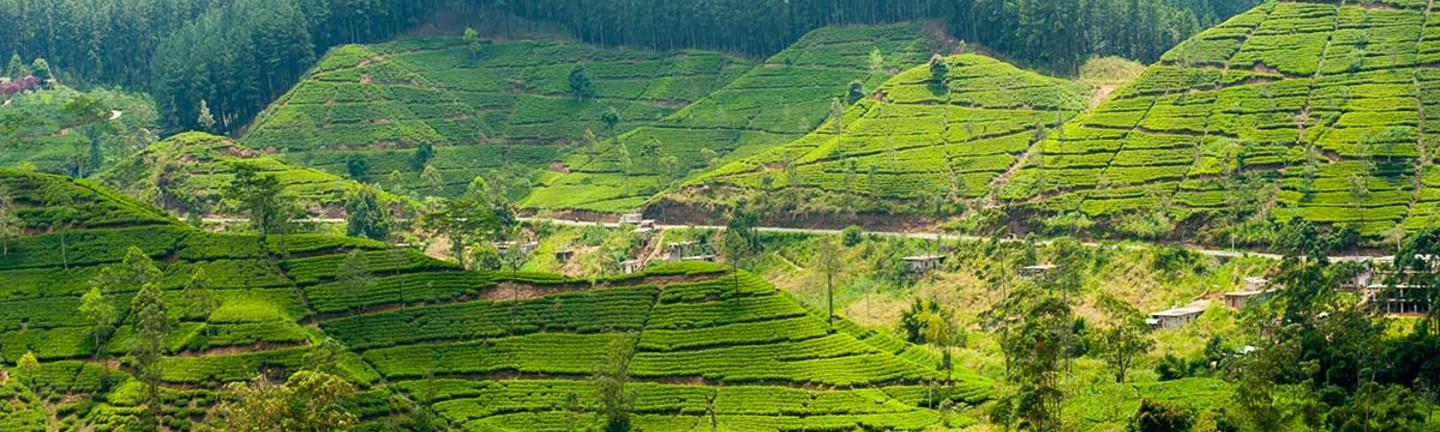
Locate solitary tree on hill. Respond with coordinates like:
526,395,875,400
642,138,662,187
812,236,846,329
600,106,621,133
720,207,759,289
594,333,638,432
421,164,443,191
345,184,392,241
131,279,175,426
78,286,115,360
846,80,865,104
412,142,435,170
16,351,38,391
829,97,846,134
225,164,293,239
197,99,216,132
0,185,20,257
929,54,949,91
617,140,633,194
41,180,79,269
570,63,593,102
868,47,885,76
182,268,219,336
339,250,374,313
464,27,482,59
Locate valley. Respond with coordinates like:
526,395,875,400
1,1,1438,431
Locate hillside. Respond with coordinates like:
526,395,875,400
243,35,754,197
992,0,1440,240
522,22,943,213
0,169,988,430
0,84,158,176
97,132,400,218
664,53,1091,222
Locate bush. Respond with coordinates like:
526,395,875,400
1127,398,1193,432
841,225,863,247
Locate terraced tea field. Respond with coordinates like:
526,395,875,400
694,53,1091,203
0,84,157,176
243,36,753,197
996,0,1440,236
522,23,942,213
98,132,400,217
0,169,988,430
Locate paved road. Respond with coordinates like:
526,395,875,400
519,217,1388,262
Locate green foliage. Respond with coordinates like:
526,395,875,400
201,371,357,432
1126,398,1193,432
344,184,391,241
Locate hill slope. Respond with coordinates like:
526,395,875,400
0,169,989,430
664,53,1091,221
995,0,1440,239
522,22,944,213
242,36,754,197
0,84,158,176
97,132,400,218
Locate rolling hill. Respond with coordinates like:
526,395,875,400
666,53,1091,220
96,132,401,218
992,0,1440,238
0,84,158,176
0,169,989,430
521,22,945,213
242,35,754,197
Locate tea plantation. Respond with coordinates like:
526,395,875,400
996,0,1440,236
97,132,400,217
522,22,942,213
696,53,1091,201
0,169,988,430
242,35,753,197
0,84,157,176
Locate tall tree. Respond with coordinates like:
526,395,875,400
15,351,39,391
338,250,374,313
812,236,846,328
78,287,115,360
203,370,358,432
0,184,19,257
570,63,592,101
1094,293,1152,383
463,27,482,59
594,333,638,432
182,268,220,336
225,164,293,238
130,279,174,425
197,99,216,132
344,184,392,241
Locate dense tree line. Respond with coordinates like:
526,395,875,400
1,0,1258,134
0,0,441,134
504,0,1260,75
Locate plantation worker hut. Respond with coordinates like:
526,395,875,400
1147,302,1208,330
554,249,575,263
903,255,946,274
621,259,645,274
681,254,717,263
1019,264,1056,280
620,213,644,224
665,241,699,261
1224,289,1274,310
1364,284,1432,315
